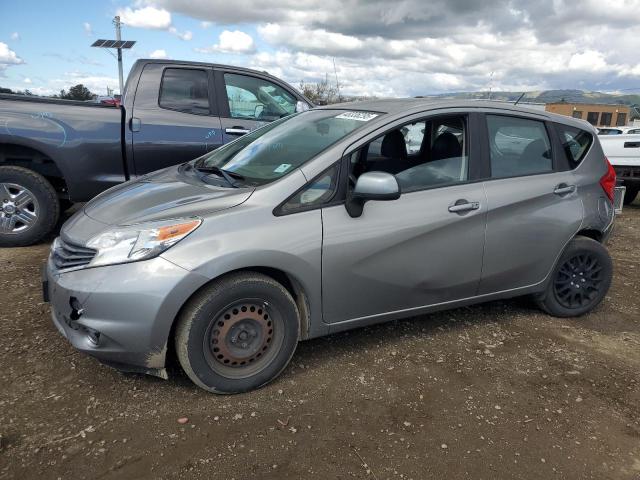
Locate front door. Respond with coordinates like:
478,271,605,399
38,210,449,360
216,71,298,143
321,112,487,325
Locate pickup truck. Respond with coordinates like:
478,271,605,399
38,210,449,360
0,59,312,246
599,133,640,205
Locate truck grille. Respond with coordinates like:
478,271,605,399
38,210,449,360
52,238,97,270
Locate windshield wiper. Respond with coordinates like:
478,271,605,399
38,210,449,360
194,165,245,187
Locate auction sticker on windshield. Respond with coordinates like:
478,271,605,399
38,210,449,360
335,111,379,122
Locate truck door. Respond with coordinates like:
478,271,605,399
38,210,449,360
130,63,223,175
215,71,298,143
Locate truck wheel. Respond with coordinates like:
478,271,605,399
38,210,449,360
623,186,638,205
535,236,612,317
175,272,300,394
0,166,60,247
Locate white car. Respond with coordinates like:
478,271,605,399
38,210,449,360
599,133,640,204
598,126,640,135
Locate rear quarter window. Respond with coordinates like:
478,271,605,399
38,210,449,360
554,123,593,168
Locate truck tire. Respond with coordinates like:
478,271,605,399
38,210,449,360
0,166,60,247
623,186,638,205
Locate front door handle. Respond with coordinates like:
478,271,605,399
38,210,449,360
553,183,576,196
225,127,251,135
448,200,480,213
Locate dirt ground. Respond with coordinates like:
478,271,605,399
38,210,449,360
0,202,639,480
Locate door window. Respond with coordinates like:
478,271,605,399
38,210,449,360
159,68,210,115
487,115,552,178
224,73,297,122
350,115,468,193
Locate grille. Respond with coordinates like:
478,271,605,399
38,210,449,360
52,238,97,270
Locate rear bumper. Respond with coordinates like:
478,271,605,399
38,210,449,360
44,254,209,377
613,166,640,185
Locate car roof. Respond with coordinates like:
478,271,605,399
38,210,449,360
136,58,285,82
316,98,594,131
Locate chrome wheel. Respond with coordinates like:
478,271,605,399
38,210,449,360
204,300,283,379
553,253,604,309
0,182,39,234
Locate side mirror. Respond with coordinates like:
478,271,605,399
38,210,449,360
254,104,264,118
295,100,310,113
346,171,400,218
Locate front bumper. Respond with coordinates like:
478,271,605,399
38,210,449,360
44,254,209,378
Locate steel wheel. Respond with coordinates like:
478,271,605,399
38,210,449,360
553,253,604,309
203,299,284,379
0,182,39,234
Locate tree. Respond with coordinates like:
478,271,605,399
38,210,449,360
299,75,339,105
60,84,94,101
0,87,13,94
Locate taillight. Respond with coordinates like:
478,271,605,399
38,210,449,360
599,157,616,202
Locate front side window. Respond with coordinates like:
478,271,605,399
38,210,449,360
350,115,468,192
224,73,297,121
629,129,640,134
159,68,210,115
197,109,380,185
555,124,593,168
487,115,552,178
278,163,340,214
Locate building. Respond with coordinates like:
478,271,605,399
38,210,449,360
545,103,630,127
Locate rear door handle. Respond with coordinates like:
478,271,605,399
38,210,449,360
130,117,141,132
553,184,576,196
448,200,480,213
225,127,251,135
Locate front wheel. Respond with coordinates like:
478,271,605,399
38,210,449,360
175,272,300,394
536,236,612,317
0,166,60,247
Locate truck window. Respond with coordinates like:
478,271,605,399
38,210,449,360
159,68,210,115
554,124,593,168
224,73,296,122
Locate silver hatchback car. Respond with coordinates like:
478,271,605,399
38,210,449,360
44,100,616,393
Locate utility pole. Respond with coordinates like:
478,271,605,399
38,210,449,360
114,16,124,96
333,58,342,102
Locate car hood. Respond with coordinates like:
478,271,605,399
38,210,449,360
83,165,254,226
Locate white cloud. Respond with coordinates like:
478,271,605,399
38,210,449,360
149,49,168,59
24,77,32,84
116,6,172,29
83,22,93,36
0,42,24,75
169,26,192,41
10,32,20,41
200,21,212,29
215,30,255,53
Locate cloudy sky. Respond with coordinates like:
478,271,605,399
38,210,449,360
1,0,640,97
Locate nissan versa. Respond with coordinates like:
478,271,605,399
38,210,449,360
44,100,616,394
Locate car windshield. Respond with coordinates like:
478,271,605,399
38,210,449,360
195,109,381,185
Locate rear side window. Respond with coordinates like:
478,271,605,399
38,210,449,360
487,115,552,178
554,124,593,168
159,68,210,115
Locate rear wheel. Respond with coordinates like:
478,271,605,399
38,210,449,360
175,272,300,394
0,166,60,247
623,185,638,205
536,236,612,317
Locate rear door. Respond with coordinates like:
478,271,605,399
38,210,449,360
130,63,223,175
215,71,299,143
479,112,583,294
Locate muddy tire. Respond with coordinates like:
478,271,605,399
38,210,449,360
536,236,612,317
175,272,299,394
0,166,60,247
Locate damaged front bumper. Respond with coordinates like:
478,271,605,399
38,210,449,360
43,252,208,379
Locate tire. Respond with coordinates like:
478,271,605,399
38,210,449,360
623,186,638,205
536,236,613,317
175,272,300,394
0,166,60,247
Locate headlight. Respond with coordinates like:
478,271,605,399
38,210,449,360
87,218,201,267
